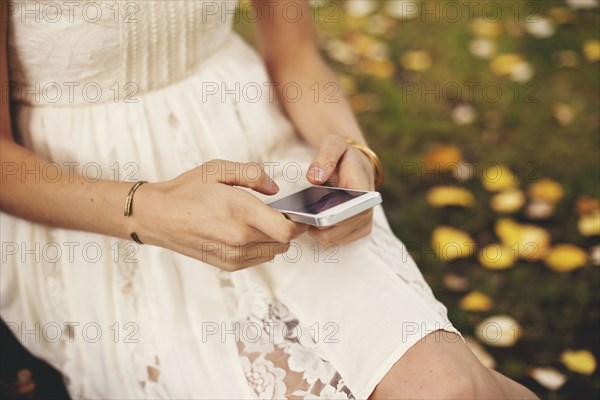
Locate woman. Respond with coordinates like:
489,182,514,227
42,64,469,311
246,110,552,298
0,1,537,398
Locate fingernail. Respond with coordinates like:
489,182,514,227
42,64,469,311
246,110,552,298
308,166,325,183
269,178,279,192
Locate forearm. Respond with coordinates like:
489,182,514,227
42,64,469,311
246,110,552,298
0,139,137,240
267,52,367,148
0,4,135,241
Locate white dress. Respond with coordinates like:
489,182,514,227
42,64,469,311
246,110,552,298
1,1,459,398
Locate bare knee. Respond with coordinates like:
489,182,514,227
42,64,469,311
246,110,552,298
370,331,498,400
371,352,479,399
434,364,479,399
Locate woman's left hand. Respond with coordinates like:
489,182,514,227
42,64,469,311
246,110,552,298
306,134,376,246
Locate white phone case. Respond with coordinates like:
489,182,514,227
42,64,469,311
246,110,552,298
268,186,382,227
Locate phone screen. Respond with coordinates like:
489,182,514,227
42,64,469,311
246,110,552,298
268,187,367,214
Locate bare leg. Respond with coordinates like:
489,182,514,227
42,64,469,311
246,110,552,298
369,331,538,399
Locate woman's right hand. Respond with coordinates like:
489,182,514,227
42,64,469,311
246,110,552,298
132,160,307,271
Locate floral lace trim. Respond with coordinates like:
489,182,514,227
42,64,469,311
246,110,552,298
217,272,354,400
115,242,168,398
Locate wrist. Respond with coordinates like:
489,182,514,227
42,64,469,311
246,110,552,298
123,181,162,246
344,137,384,190
357,149,376,176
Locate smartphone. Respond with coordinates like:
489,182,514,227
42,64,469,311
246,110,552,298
267,185,382,227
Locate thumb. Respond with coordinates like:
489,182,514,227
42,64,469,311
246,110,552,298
206,160,279,195
307,135,348,185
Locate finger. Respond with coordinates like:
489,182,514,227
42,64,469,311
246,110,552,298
172,240,290,272
307,135,348,185
334,223,373,246
237,242,291,264
309,217,373,246
242,197,309,243
204,159,279,195
212,224,279,246
313,209,372,232
242,226,279,244
308,209,372,243
161,240,227,270
217,242,291,270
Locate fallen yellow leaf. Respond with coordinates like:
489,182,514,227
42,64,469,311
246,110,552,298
491,54,524,76
459,291,493,312
476,315,521,347
528,178,564,204
432,226,476,262
361,59,395,79
325,39,359,65
490,189,526,213
561,350,597,375
479,244,516,270
525,200,556,220
511,61,535,82
524,16,556,39
425,146,463,170
482,164,518,192
451,104,477,125
495,219,550,261
348,34,382,57
528,367,567,391
545,244,588,272
427,186,475,208
578,212,600,237
469,38,496,59
583,40,600,63
400,50,432,71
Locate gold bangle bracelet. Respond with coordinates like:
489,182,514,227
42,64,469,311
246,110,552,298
124,180,148,244
345,137,384,190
